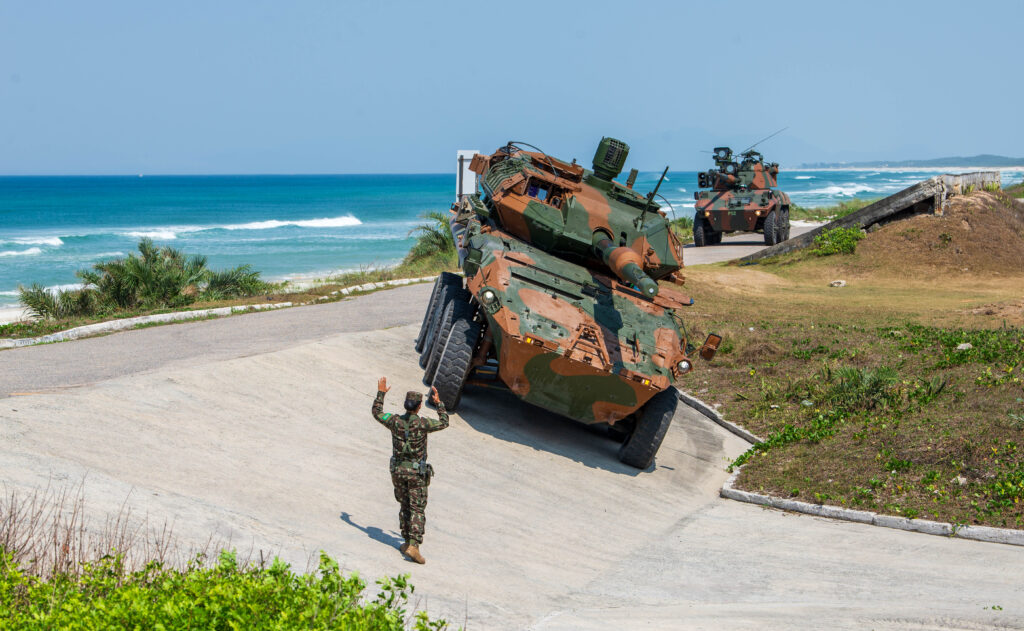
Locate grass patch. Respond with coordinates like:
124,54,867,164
680,260,1024,529
1005,180,1024,198
790,197,878,222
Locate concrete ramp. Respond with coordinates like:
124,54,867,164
741,171,1001,262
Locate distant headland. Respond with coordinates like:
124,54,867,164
799,154,1024,169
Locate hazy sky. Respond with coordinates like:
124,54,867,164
2,0,1021,174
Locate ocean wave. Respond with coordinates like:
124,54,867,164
0,290,19,297
124,230,180,240
7,236,65,247
0,247,43,257
805,184,876,196
220,215,363,230
92,251,126,258
794,175,814,180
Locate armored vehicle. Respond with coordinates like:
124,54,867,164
415,139,720,469
693,147,791,246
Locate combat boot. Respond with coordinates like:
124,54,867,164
404,544,426,564
399,541,409,555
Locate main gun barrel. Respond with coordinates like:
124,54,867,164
592,234,659,297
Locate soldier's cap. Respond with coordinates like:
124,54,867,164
405,391,423,404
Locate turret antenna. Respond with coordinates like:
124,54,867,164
740,127,788,154
639,166,670,229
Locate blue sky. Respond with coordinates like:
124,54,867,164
1,0,1021,174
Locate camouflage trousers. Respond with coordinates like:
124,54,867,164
391,470,429,545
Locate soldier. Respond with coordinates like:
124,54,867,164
372,377,449,564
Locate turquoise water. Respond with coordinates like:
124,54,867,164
2,169,1021,308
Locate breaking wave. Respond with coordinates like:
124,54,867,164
805,184,876,196
220,215,363,230
0,247,43,257
794,175,814,180
7,236,65,247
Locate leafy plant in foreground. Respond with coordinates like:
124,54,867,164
813,226,865,256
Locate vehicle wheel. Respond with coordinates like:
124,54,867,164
693,215,707,247
763,210,779,246
419,285,468,368
782,209,791,241
424,298,475,384
432,315,483,410
618,386,679,469
710,230,723,245
415,272,461,353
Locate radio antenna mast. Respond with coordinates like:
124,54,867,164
741,126,788,154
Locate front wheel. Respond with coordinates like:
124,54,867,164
763,210,780,246
432,315,483,411
693,215,708,247
415,272,461,353
619,387,679,469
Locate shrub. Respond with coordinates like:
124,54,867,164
404,211,456,266
813,227,865,256
669,216,694,242
17,284,99,320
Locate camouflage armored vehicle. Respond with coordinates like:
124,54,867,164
693,147,791,246
415,138,721,469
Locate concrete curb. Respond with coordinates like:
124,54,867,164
720,471,1024,547
677,391,1024,547
676,390,762,444
0,275,440,350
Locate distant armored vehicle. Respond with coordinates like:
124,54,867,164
415,138,720,469
693,147,791,246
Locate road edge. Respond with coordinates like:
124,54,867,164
1,276,437,350
676,390,1024,547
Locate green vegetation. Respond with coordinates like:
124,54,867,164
812,227,865,255
0,549,447,629
1005,180,1024,198
687,262,1024,528
18,238,269,321
790,198,877,222
669,215,694,243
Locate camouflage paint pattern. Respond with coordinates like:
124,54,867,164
694,148,791,233
453,140,696,426
373,390,447,545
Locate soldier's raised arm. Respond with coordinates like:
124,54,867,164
426,386,449,432
373,377,396,430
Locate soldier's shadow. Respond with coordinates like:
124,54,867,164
339,512,404,549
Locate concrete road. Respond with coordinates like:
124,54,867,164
683,221,818,266
1,286,1021,629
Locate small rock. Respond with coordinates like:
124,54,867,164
801,399,814,407
956,343,973,351
748,327,755,332
830,280,846,288
955,475,967,486
770,404,780,409
698,388,709,394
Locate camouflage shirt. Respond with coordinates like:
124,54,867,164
372,390,449,464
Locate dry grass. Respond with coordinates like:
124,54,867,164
0,482,268,579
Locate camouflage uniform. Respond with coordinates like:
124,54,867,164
372,390,449,546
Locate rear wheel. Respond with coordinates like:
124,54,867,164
619,387,679,469
419,285,468,368
432,315,483,410
415,273,461,353
693,215,708,247
763,210,780,246
424,297,475,384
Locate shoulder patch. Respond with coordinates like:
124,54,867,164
381,413,393,421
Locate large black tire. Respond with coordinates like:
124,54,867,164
415,272,461,353
419,285,468,368
618,386,679,469
763,210,780,246
424,298,475,384
693,215,708,247
432,316,483,411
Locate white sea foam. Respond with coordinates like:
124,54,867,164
220,215,363,230
10,236,64,247
124,230,179,240
794,175,814,180
0,247,43,257
92,251,126,258
805,184,876,196
0,290,19,296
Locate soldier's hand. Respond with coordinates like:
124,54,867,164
377,377,391,393
430,386,440,405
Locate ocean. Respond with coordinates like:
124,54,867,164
2,168,1022,309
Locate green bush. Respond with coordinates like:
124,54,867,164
669,216,694,242
404,211,456,266
813,227,865,256
19,239,270,320
0,548,448,630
